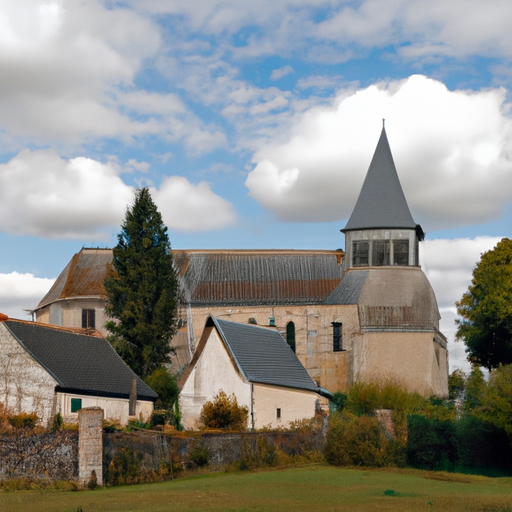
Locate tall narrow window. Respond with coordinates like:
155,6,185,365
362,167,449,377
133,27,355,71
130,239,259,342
393,240,409,266
82,309,95,329
372,240,390,266
332,322,342,352
352,241,369,267
276,408,281,420
286,322,296,352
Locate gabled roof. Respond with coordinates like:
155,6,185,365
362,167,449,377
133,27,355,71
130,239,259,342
343,127,417,232
205,316,320,393
3,320,158,401
36,248,344,309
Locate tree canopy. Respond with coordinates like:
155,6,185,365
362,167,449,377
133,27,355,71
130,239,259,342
456,238,512,370
104,188,181,378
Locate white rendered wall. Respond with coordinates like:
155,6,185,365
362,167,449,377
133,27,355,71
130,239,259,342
0,323,58,426
252,383,317,429
57,392,153,425
180,329,251,430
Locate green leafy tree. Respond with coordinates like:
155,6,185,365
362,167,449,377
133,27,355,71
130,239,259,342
475,364,512,441
456,238,512,370
448,369,466,400
104,188,181,378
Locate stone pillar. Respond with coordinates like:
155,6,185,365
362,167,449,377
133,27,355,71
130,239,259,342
78,407,104,487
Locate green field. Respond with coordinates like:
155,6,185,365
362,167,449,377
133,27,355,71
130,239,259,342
1,466,511,512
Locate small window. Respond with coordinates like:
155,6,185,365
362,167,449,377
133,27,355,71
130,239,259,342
71,398,82,413
332,322,342,352
286,322,296,353
82,309,95,329
393,240,409,266
372,240,390,266
352,241,369,267
276,408,281,420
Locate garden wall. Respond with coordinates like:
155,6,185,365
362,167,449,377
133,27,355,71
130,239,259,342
0,430,78,480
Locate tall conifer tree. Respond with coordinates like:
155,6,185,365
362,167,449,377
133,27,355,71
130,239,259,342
105,188,180,378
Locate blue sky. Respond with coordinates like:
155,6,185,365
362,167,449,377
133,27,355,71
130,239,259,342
1,0,512,371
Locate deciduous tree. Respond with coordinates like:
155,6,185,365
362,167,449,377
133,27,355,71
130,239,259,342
456,238,512,370
104,188,181,378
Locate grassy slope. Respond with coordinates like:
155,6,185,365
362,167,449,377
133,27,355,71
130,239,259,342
1,466,511,512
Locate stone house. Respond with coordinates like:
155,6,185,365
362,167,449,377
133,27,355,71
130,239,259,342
0,315,157,426
179,316,325,429
32,126,449,397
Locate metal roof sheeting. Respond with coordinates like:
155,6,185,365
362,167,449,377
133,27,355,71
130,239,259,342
4,320,158,401
37,248,344,309
176,250,344,306
208,316,320,393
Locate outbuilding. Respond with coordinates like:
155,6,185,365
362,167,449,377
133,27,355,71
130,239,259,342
179,316,325,430
0,315,157,426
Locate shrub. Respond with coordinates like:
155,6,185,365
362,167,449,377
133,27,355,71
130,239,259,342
330,391,347,413
151,410,170,427
199,391,249,430
7,412,38,429
324,412,403,467
407,415,457,471
188,444,210,467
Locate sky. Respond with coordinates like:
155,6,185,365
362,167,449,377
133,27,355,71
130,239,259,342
1,0,511,373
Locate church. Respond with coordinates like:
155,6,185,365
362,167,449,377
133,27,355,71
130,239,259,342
33,127,449,397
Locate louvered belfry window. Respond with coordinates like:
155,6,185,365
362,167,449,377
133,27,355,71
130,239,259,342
352,241,369,267
393,239,409,266
82,309,96,329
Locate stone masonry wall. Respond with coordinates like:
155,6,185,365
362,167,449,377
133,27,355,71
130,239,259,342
0,430,78,480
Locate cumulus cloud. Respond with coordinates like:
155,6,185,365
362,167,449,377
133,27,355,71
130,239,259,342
420,236,503,371
151,177,237,232
246,75,512,231
0,150,237,238
0,149,134,239
0,1,225,151
0,272,55,319
270,65,294,81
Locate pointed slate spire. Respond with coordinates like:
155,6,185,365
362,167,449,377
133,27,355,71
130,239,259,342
343,127,417,232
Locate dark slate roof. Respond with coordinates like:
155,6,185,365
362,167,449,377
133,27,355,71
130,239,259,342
207,316,320,393
3,320,158,401
175,250,344,306
323,270,369,305
36,248,344,309
343,127,417,231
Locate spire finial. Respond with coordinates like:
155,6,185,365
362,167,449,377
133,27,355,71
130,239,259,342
382,118,385,128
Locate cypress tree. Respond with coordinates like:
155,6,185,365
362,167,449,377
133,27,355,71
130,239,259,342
104,188,181,378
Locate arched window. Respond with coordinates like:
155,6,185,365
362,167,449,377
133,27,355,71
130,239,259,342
286,322,296,352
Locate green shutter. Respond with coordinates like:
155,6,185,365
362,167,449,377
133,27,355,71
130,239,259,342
71,398,82,413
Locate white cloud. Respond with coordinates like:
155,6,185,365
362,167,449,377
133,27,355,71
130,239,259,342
0,149,237,239
420,236,503,372
0,1,226,152
151,176,237,232
246,75,512,230
0,149,134,239
270,65,294,81
0,272,55,319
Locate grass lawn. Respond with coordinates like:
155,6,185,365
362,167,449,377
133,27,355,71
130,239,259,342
1,465,511,512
